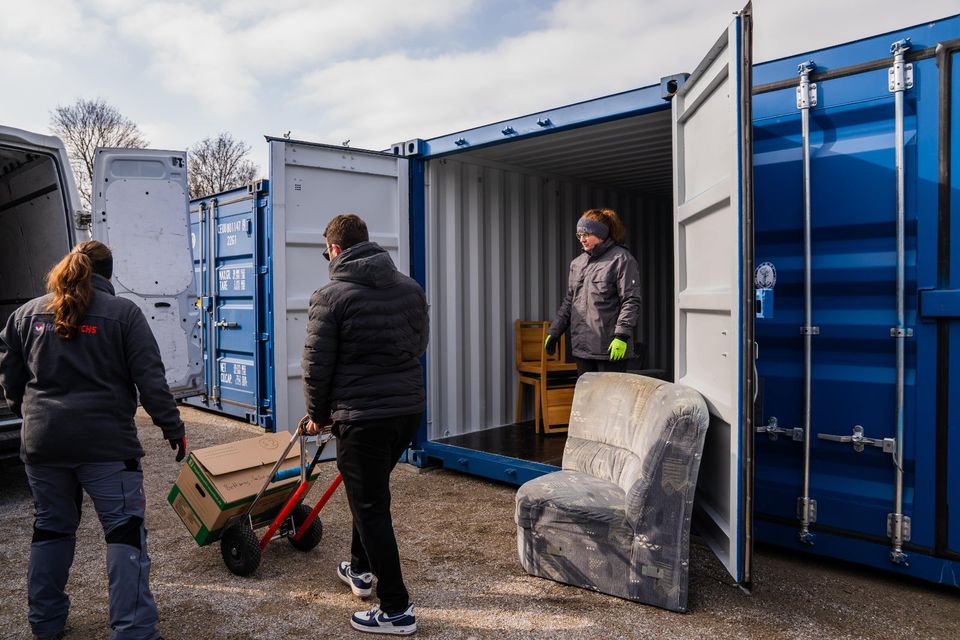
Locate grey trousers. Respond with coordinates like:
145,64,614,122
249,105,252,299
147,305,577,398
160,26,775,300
25,460,160,640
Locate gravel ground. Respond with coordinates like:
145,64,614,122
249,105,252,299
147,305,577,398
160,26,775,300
1,407,958,640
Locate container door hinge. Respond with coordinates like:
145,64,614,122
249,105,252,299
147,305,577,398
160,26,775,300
797,497,817,544
887,513,911,543
756,416,803,442
800,326,820,335
817,425,896,454
257,333,270,342
258,266,269,275
796,61,817,109
890,327,913,338
888,39,913,93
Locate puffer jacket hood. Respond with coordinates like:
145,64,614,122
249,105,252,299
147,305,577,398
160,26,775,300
330,241,399,289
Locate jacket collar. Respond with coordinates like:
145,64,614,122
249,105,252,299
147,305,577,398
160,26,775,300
92,274,116,296
587,238,616,259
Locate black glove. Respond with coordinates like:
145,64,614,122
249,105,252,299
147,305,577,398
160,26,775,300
169,436,187,462
544,334,557,356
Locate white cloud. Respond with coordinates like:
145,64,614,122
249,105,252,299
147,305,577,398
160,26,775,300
104,0,477,116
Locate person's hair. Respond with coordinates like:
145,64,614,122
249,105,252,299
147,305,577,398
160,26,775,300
46,240,112,339
323,213,369,250
581,208,626,244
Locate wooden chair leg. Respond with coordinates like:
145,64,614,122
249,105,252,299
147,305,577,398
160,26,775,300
515,381,523,424
533,384,542,434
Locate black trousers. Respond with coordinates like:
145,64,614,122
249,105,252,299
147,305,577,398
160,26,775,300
335,413,421,614
575,357,630,377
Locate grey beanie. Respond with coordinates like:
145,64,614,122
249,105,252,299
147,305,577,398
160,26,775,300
576,216,609,240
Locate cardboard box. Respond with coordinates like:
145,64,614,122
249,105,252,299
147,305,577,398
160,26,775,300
167,432,318,546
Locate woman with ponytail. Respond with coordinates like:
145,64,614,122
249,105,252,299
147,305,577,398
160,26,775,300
0,240,185,640
545,208,643,376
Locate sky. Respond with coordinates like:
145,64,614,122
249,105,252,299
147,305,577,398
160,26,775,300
2,0,958,173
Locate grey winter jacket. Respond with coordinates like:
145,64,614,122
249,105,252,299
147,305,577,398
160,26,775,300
0,275,184,464
548,239,642,360
301,241,429,423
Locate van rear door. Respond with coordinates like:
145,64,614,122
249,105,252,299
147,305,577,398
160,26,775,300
671,5,755,584
91,148,204,398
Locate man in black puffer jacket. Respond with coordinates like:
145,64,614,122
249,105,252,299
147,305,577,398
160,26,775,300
301,213,428,636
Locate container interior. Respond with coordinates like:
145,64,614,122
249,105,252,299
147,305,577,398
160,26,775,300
423,107,675,463
0,145,72,426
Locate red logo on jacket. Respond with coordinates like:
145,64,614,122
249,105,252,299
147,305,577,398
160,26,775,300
79,324,98,335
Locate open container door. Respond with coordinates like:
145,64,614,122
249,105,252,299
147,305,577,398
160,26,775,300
672,5,755,585
267,139,409,437
91,148,204,398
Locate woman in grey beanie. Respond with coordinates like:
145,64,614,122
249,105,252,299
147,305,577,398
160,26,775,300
545,208,642,376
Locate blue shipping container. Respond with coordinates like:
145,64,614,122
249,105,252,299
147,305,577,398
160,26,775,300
187,10,960,589
184,182,275,429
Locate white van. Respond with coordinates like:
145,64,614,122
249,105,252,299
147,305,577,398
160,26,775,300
0,126,203,461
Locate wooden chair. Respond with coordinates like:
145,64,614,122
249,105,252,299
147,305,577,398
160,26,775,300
514,320,578,433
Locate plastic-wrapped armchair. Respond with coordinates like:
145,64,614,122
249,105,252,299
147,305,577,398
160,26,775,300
514,372,709,612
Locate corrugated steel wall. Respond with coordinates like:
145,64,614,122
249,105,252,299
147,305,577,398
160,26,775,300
425,155,673,439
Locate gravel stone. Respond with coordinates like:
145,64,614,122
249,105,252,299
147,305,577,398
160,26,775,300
1,407,958,639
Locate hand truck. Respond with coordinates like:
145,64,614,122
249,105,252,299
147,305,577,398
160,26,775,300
219,416,342,576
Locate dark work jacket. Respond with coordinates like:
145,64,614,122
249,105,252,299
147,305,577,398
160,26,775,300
549,239,642,360
0,275,184,463
301,241,428,423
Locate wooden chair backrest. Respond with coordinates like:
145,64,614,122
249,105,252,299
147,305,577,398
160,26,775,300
514,320,565,370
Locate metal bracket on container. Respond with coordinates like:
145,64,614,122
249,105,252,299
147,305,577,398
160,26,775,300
453,138,468,147
797,497,818,524
800,326,820,335
890,327,914,338
796,61,818,109
888,39,914,93
887,513,912,542
817,425,895,454
756,416,803,442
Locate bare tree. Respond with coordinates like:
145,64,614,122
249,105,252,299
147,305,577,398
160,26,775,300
187,133,259,199
49,98,148,210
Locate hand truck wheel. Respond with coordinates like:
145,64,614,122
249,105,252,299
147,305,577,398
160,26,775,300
220,521,261,576
288,503,323,552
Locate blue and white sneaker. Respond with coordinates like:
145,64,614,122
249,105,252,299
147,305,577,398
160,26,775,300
350,604,416,635
337,561,373,598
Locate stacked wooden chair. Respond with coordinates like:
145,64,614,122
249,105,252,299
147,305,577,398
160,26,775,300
513,320,578,433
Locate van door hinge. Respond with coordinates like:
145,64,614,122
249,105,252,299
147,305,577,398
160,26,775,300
75,210,92,230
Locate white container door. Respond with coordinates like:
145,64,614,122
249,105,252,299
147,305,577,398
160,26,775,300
91,148,204,398
672,6,755,584
268,140,409,435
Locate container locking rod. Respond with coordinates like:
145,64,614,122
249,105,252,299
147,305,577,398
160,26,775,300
887,37,913,566
796,60,818,545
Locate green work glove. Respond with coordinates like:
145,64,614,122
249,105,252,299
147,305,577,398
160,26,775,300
608,338,627,361
544,335,557,356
